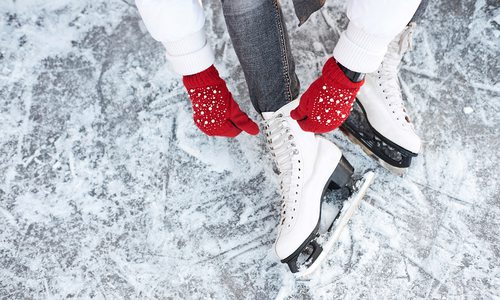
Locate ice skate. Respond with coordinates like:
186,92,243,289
340,22,422,174
262,100,374,276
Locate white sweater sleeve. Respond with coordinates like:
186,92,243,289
135,0,214,75
333,0,421,73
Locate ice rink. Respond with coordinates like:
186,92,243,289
1,0,499,298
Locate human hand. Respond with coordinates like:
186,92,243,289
290,58,364,133
183,65,259,137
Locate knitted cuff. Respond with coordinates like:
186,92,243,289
322,58,365,89
333,22,391,73
163,30,215,76
182,65,223,88
163,30,206,56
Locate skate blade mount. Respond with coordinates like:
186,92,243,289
340,100,418,175
342,128,407,175
281,156,355,274
294,171,375,279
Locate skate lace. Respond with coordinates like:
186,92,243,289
264,114,300,227
377,22,416,128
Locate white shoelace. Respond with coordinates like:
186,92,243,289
377,23,416,128
264,114,299,226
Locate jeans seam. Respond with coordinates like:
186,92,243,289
272,0,292,102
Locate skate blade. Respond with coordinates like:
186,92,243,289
294,171,375,279
342,129,407,176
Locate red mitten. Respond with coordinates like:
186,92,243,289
182,65,259,137
290,58,364,133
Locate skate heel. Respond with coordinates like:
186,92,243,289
328,156,354,190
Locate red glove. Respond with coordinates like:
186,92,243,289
182,65,259,137
290,58,364,133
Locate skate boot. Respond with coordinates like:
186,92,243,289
341,22,422,174
262,100,369,275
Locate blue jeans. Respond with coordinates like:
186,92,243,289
221,0,429,113
222,0,300,113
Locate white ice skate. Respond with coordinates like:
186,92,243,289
263,100,374,276
341,22,422,174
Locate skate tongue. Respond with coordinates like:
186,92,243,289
261,99,300,120
398,22,415,55
261,112,274,120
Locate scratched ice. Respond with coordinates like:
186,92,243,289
0,0,498,299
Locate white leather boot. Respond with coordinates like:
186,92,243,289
262,100,354,273
341,23,422,173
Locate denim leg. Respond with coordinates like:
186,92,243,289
410,0,430,22
221,0,300,114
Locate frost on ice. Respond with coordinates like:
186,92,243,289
0,0,499,299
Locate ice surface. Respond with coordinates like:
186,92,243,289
0,0,499,299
